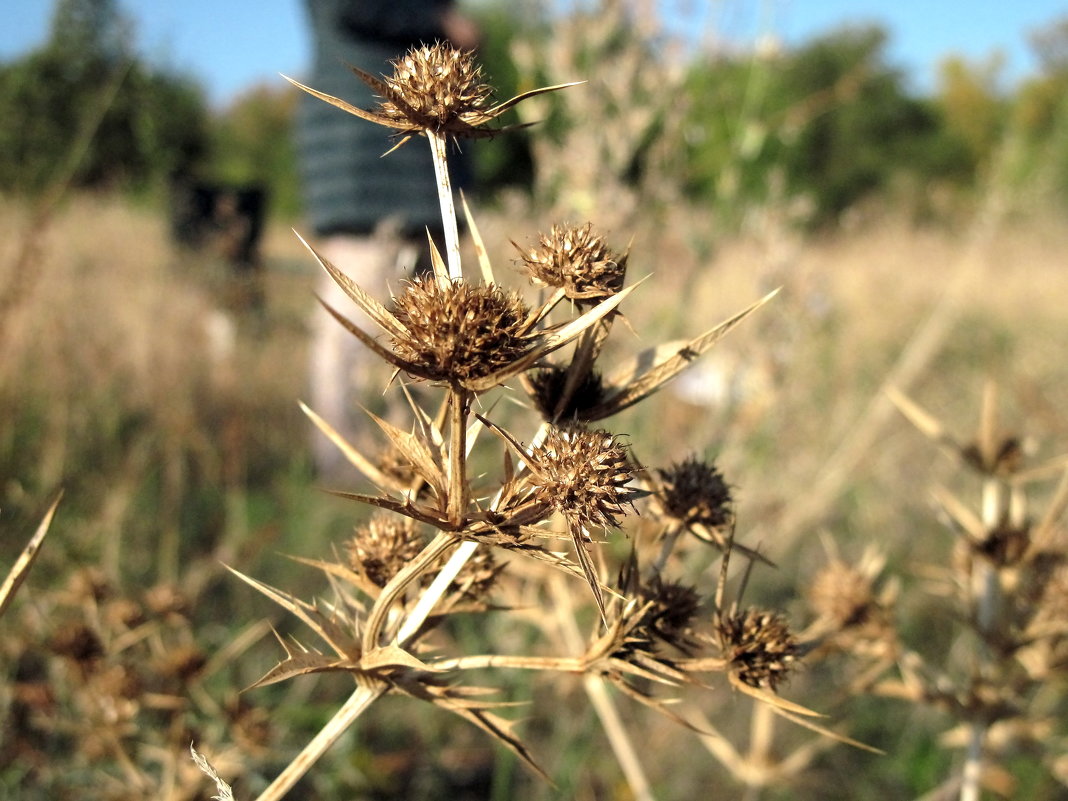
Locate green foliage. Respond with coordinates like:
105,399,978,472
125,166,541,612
203,84,302,219
682,24,974,226
467,3,537,195
0,0,209,195
1009,16,1068,201
936,54,1007,173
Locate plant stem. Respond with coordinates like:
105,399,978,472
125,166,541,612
361,531,459,653
550,574,657,801
447,388,471,527
432,653,586,672
427,130,462,282
252,680,386,801
960,475,1004,801
396,538,477,644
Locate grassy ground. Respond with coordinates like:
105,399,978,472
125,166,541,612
3,189,1068,800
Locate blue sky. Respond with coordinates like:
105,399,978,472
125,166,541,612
1,1,1062,108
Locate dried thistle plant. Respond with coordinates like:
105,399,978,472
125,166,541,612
869,381,1068,800
208,42,860,801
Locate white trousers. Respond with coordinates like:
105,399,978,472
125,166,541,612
307,232,420,478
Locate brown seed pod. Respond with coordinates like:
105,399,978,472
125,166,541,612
527,366,608,421
658,457,733,529
347,515,425,588
390,275,538,387
526,425,639,531
716,607,800,691
378,44,495,135
637,575,702,652
808,559,876,628
519,223,627,305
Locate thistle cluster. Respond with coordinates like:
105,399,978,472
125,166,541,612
220,44,826,800
860,384,1068,794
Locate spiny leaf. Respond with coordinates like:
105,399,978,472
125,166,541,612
886,386,960,450
585,288,779,420
250,651,354,690
366,410,448,500
401,680,549,781
571,523,609,627
461,191,495,285
315,298,424,376
361,644,440,673
282,73,410,130
483,80,586,118
224,566,358,659
326,490,449,528
300,401,409,494
295,230,411,340
930,486,986,543
0,491,61,619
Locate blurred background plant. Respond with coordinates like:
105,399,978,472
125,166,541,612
2,0,1068,799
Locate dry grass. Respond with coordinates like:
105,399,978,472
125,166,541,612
4,185,1068,799
4,28,1068,800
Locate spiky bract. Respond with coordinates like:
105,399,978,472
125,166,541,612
527,425,638,531
390,275,537,387
519,223,627,304
717,607,799,691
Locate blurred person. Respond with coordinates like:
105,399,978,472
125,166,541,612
297,0,479,478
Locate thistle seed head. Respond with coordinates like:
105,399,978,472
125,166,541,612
527,425,638,530
379,44,494,135
977,520,1031,566
519,223,627,304
658,457,733,529
528,366,608,421
50,622,104,666
808,559,875,628
155,644,208,683
962,436,1023,477
717,607,800,691
638,576,702,652
391,275,537,387
347,515,425,588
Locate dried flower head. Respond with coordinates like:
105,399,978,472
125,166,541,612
527,425,639,530
143,583,190,619
637,576,702,652
519,223,628,304
284,42,577,143
347,515,425,588
716,607,800,691
390,275,539,387
156,644,208,683
378,44,494,135
527,366,608,421
658,457,733,529
977,520,1031,566
50,622,104,665
808,559,876,628
962,436,1023,477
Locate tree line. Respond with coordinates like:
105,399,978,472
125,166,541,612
3,0,1067,226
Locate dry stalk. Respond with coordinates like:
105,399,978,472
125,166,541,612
208,41,866,801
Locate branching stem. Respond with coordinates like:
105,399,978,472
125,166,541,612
427,131,462,282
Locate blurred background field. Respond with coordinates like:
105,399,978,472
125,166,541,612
3,1,1068,799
